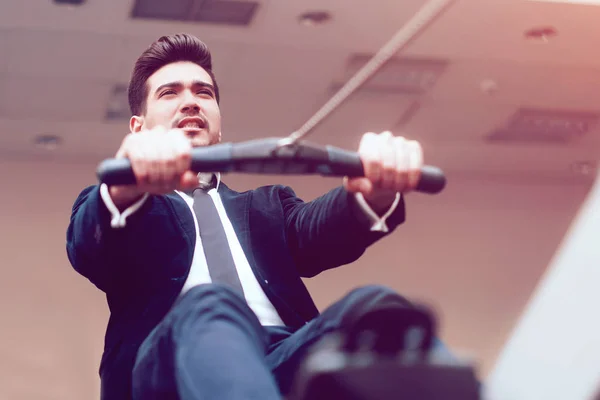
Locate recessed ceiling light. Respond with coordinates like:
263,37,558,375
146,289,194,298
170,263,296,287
298,11,332,27
480,79,499,95
34,135,62,151
524,26,558,42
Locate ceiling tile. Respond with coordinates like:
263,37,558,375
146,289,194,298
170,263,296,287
0,76,112,121
307,91,417,148
4,29,124,80
0,116,126,160
214,44,349,140
426,59,600,111
0,30,9,75
113,35,247,84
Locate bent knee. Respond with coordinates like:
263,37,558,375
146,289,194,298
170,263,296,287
178,283,244,306
348,285,413,307
168,283,253,326
349,284,401,298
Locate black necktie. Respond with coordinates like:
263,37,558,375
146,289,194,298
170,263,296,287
192,187,245,296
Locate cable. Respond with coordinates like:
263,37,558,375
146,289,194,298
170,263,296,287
278,0,457,149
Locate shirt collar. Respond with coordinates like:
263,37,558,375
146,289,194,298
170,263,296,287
197,171,221,191
176,172,221,198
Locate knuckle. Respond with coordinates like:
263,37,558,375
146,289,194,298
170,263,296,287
361,151,379,166
393,136,407,147
165,158,177,168
382,158,395,170
361,132,378,145
135,169,148,182
365,159,381,173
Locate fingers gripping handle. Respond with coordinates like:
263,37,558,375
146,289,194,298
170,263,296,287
96,158,136,185
96,144,234,186
326,145,446,194
97,140,446,194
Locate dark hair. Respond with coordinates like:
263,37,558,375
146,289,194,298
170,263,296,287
127,33,220,116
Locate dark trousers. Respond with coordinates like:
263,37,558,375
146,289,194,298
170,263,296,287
132,284,455,400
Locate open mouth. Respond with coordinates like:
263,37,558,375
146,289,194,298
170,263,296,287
178,117,206,132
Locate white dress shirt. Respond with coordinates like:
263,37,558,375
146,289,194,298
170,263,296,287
99,174,401,326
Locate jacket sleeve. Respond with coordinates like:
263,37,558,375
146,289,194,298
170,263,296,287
281,185,406,277
65,185,154,293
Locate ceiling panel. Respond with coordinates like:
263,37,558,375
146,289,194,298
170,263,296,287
426,59,600,111
307,91,417,148
0,117,124,161
402,101,516,144
0,0,135,33
219,42,348,92
3,29,125,80
404,0,600,67
216,44,350,139
0,76,112,121
113,35,249,85
254,0,426,52
0,30,9,75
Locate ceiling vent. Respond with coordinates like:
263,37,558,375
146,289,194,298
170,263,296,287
131,0,259,26
488,108,599,144
331,55,448,95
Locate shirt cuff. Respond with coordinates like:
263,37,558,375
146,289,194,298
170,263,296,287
354,192,401,233
99,183,149,229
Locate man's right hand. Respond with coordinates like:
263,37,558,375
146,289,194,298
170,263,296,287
109,126,199,209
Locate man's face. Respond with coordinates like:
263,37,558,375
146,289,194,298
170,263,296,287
132,61,222,147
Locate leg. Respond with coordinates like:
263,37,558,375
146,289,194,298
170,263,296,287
132,284,281,400
266,285,456,395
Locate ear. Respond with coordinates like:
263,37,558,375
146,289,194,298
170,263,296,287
130,115,144,133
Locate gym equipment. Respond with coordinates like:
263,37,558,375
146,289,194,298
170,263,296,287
97,138,446,194
289,306,480,400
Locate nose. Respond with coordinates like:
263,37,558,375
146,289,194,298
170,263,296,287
180,91,201,114
181,102,200,114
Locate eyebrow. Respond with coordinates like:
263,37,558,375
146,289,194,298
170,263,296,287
154,81,215,96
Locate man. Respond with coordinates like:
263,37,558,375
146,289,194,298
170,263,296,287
67,33,444,400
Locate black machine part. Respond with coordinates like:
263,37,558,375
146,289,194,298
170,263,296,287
97,138,446,195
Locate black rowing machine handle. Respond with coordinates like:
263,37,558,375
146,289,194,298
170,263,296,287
96,138,446,194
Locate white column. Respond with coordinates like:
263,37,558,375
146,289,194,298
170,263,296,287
485,174,600,400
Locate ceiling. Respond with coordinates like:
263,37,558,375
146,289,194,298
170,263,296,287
1,0,599,398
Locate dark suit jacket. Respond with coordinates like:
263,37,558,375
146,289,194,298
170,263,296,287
66,182,406,399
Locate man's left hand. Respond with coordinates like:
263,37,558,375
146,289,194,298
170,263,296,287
344,131,423,214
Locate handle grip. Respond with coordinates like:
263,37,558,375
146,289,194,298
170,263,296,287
326,146,446,194
96,139,446,194
96,143,235,186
